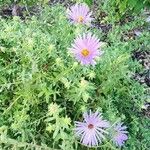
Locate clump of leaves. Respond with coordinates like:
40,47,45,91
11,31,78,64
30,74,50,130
95,0,150,22
0,4,149,150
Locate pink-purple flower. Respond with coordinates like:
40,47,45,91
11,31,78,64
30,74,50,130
112,122,128,147
70,33,102,65
75,111,110,147
67,3,93,25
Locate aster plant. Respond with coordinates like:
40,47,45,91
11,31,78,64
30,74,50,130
75,111,110,147
70,33,102,65
112,122,128,147
67,3,93,25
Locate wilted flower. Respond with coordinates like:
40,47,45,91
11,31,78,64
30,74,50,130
88,71,96,79
79,78,89,89
48,44,55,53
67,3,93,25
46,124,54,133
48,103,60,116
70,33,102,65
55,57,63,66
61,116,71,127
75,111,110,147
112,122,128,147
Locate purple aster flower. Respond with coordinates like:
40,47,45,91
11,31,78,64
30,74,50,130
67,3,93,25
70,33,102,65
75,111,110,147
112,122,128,147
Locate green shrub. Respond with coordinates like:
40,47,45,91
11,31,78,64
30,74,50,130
0,0,48,7
101,0,150,21
0,4,150,150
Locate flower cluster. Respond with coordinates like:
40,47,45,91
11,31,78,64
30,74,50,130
75,111,128,148
67,3,102,66
66,3,128,148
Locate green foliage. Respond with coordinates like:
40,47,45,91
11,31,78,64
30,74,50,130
75,0,93,6
0,0,49,7
100,0,150,21
0,3,150,150
83,0,93,6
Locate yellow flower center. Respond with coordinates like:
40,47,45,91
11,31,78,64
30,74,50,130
81,49,90,57
77,16,84,23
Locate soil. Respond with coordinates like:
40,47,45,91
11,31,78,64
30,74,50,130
132,50,150,118
0,5,24,18
132,50,150,87
0,7,13,18
142,102,150,118
0,0,72,18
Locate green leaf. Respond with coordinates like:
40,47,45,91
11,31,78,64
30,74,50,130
53,126,60,139
83,0,93,6
128,0,137,8
119,0,128,14
134,0,144,12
